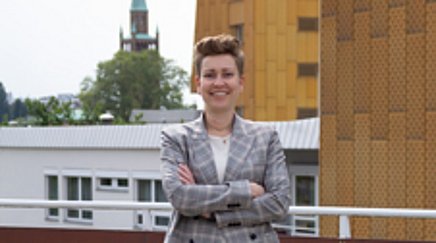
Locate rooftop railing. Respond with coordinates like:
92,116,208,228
1,199,435,240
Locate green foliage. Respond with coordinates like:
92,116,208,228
25,97,74,126
0,82,9,123
10,98,28,120
79,50,189,122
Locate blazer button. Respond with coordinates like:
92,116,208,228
250,233,257,240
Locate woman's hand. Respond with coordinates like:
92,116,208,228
249,182,265,198
178,163,195,185
178,164,211,218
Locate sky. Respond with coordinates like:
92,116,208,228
0,0,202,107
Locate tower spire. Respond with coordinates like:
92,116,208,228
131,0,147,11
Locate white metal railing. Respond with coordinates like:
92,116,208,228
1,199,436,239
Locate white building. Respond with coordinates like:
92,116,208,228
0,118,319,235
0,124,169,231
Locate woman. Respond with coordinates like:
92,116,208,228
161,34,291,243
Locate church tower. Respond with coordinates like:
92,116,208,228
120,0,159,52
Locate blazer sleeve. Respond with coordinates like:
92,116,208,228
214,130,291,227
160,128,253,217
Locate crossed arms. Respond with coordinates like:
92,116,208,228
160,129,291,228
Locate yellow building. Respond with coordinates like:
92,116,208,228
194,0,319,121
320,0,436,241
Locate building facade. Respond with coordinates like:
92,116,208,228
120,0,159,52
193,0,319,121
320,1,436,241
0,125,169,231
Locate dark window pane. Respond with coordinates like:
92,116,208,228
67,177,78,200
49,208,59,216
298,17,318,31
82,210,93,219
155,216,170,226
137,214,143,224
298,63,318,77
155,180,168,202
232,24,244,44
138,180,151,202
48,176,58,200
297,108,318,119
100,178,112,186
295,219,316,234
118,178,128,187
81,178,92,201
296,176,315,206
67,209,79,218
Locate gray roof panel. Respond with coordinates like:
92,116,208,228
0,118,319,150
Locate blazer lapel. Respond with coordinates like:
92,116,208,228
191,115,220,184
223,115,254,182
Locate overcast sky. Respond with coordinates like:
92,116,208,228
0,0,201,106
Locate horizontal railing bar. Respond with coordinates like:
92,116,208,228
0,199,435,219
0,199,171,210
287,206,436,218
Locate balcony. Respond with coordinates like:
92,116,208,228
0,199,435,243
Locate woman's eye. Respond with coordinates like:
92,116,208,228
203,73,215,79
223,72,234,78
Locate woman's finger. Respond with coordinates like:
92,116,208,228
178,164,195,184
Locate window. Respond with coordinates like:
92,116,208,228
298,17,319,31
135,179,169,230
137,179,167,203
232,24,244,44
292,175,319,236
123,43,132,52
46,175,59,219
97,177,129,191
66,176,93,222
298,63,318,77
297,108,318,119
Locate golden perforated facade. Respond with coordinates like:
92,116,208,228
193,0,319,121
320,0,436,241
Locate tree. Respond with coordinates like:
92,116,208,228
25,97,74,126
0,82,9,123
79,50,189,121
10,98,28,120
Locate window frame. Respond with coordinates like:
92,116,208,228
96,177,129,192
45,173,60,221
291,174,319,237
297,63,319,77
297,17,319,32
64,175,93,224
134,177,170,230
231,24,244,44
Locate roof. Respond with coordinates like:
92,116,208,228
130,109,201,123
131,0,147,11
267,117,319,150
135,33,155,40
0,125,165,150
122,34,156,41
0,118,319,150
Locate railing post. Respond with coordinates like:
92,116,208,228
339,215,351,239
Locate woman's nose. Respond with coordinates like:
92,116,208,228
213,75,226,85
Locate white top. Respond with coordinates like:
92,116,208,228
208,134,231,183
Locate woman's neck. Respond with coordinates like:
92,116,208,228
204,110,234,137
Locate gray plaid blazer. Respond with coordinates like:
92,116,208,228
160,114,291,243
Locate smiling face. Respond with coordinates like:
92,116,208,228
196,54,244,114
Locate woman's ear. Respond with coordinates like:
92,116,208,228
195,75,201,94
